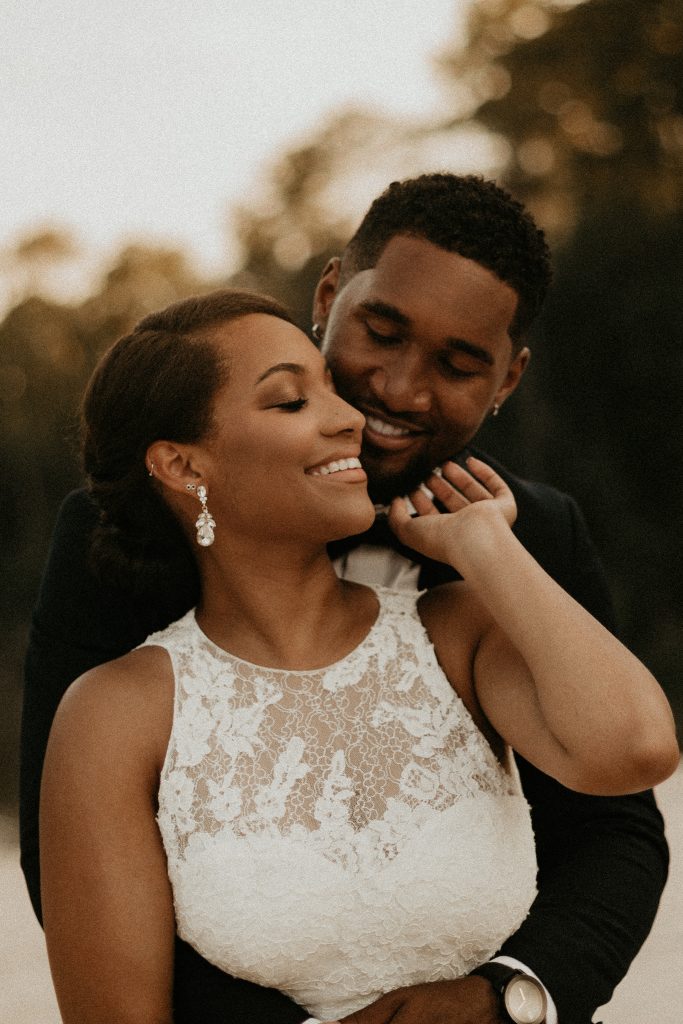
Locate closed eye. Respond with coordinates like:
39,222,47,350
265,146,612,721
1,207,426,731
275,398,308,412
366,324,401,346
438,356,478,380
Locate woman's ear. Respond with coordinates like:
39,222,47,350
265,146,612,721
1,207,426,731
146,440,202,495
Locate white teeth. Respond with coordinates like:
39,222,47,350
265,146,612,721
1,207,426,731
366,415,412,437
310,457,361,476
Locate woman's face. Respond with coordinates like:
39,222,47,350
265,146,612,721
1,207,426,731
197,314,375,544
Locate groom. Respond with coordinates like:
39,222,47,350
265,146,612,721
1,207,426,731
21,174,667,1024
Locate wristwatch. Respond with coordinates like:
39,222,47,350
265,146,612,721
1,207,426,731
470,962,547,1023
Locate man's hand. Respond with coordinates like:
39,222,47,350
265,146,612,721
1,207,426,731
335,977,503,1023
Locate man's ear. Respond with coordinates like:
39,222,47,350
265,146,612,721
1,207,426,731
494,346,531,409
146,440,203,496
312,256,342,328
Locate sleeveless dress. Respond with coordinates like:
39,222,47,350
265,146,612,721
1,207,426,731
146,587,537,1021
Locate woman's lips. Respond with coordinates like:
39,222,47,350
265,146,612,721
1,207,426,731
306,456,367,482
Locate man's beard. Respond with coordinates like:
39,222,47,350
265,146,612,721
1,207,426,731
363,446,437,506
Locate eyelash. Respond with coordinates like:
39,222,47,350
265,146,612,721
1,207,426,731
439,359,476,380
367,325,476,380
276,398,308,412
366,325,400,346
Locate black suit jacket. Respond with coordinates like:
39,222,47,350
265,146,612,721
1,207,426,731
20,451,668,1024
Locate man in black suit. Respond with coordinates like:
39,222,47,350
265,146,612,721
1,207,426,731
20,174,668,1024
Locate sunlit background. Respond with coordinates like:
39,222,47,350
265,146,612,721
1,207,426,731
2,1,682,1020
1,0,471,298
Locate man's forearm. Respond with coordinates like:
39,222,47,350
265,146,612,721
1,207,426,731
499,760,667,1022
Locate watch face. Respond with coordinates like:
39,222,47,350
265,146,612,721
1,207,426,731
504,976,547,1024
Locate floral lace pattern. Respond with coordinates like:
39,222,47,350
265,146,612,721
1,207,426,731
147,588,537,1020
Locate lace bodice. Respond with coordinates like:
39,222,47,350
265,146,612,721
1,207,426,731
147,587,537,1021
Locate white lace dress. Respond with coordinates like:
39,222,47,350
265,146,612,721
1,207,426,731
146,587,537,1021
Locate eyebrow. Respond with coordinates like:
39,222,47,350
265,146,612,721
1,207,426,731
255,362,306,385
359,299,494,366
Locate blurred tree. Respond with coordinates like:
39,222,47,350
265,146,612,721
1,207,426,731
0,227,81,318
0,243,206,803
229,107,501,325
438,0,683,233
231,110,412,324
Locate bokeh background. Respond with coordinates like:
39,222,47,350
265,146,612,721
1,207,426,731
1,0,682,1018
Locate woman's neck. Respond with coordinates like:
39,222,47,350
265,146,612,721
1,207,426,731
194,542,377,670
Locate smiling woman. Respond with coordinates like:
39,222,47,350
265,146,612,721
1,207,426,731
38,287,678,1024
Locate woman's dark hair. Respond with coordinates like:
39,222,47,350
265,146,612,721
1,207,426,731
81,289,295,599
341,173,552,347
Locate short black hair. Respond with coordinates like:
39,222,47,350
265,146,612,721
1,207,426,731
341,173,552,345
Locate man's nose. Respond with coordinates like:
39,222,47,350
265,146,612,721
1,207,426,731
369,351,431,412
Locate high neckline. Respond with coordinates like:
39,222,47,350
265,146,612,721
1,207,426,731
188,587,386,675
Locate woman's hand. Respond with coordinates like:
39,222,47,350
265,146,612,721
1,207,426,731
387,456,517,569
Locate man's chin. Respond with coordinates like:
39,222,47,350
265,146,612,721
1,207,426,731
364,453,433,506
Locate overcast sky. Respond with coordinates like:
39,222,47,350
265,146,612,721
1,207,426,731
1,1,473,278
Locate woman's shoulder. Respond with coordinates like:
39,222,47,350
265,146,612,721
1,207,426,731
417,580,489,637
53,646,174,774
67,644,173,701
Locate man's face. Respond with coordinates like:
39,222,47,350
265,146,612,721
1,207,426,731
313,234,530,503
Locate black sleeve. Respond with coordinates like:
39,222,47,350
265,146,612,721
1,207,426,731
499,494,669,1023
500,764,668,1023
173,938,308,1024
20,490,310,1024
21,490,164,921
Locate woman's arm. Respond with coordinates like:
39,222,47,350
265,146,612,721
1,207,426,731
391,457,679,796
40,648,176,1024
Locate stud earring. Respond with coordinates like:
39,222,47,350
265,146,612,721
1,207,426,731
311,322,323,342
193,484,215,547
492,403,500,417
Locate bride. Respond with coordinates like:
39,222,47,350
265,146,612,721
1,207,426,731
40,289,678,1024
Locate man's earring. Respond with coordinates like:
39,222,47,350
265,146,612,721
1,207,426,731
491,403,500,417
311,322,324,342
187,483,216,546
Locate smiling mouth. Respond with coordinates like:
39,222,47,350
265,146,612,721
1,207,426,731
363,413,426,451
306,456,366,479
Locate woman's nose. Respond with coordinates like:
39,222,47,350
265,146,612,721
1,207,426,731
326,391,366,435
